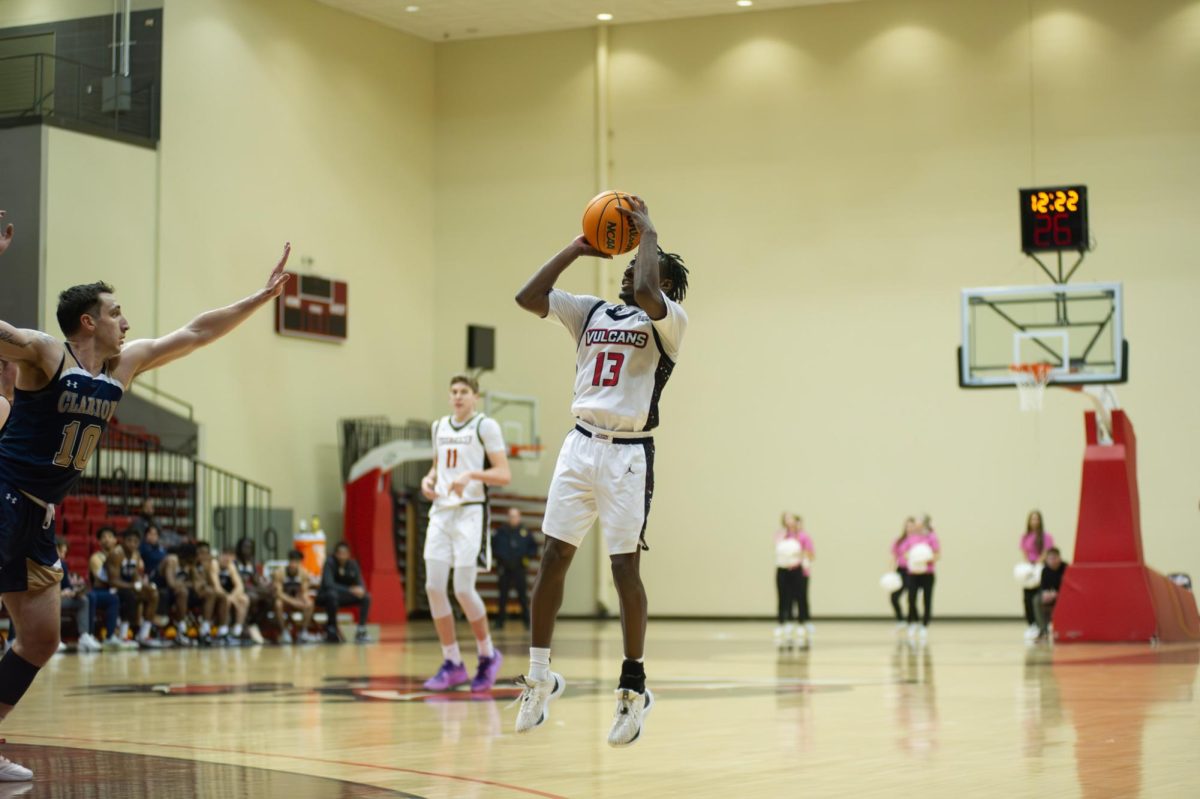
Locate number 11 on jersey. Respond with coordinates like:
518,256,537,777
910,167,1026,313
591,352,625,387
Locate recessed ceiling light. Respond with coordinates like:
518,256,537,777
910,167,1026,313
736,0,753,7
597,13,613,22
405,5,419,12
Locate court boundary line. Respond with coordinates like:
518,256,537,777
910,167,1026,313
8,732,568,799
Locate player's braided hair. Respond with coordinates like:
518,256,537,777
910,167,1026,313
658,247,689,303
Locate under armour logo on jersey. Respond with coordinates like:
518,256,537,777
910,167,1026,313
4,493,16,505
66,380,79,389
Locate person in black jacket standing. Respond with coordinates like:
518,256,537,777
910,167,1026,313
318,542,371,643
492,508,538,630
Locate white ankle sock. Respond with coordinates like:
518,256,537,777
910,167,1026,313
118,622,130,640
232,624,243,637
477,635,494,658
529,647,551,682
137,621,152,639
442,642,463,664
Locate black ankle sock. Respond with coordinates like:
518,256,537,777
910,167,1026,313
619,658,646,693
0,649,40,707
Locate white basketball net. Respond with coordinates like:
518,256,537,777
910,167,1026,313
1012,364,1053,412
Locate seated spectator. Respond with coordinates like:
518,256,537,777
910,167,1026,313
234,537,270,644
57,537,101,652
273,550,320,644
317,542,371,644
1034,547,1069,643
107,528,161,647
129,497,156,535
139,524,168,580
209,546,251,645
193,541,222,643
88,527,129,650
156,543,210,646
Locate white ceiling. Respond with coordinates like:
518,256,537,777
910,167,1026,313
315,0,864,42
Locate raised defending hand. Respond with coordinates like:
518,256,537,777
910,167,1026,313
264,243,292,298
614,196,656,238
572,234,612,259
0,211,13,257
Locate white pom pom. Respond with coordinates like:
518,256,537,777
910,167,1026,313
1014,562,1042,589
880,572,903,592
906,543,934,573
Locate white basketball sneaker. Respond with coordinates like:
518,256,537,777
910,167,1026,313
514,672,565,734
0,742,33,782
607,688,654,748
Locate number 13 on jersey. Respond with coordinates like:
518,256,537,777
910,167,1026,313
591,352,625,387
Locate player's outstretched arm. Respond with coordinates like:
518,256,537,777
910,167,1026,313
616,197,668,321
515,235,610,317
116,243,291,380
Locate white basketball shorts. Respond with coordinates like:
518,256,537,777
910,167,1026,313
542,425,655,556
425,503,488,568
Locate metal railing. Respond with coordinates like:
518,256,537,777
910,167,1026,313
0,51,157,143
338,416,431,488
74,421,274,555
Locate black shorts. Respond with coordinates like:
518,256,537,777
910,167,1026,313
0,479,61,594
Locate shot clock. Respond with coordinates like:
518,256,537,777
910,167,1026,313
1019,185,1089,253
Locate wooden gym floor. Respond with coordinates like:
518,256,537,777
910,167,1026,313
2,621,1196,798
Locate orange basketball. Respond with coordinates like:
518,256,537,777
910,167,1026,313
582,191,641,256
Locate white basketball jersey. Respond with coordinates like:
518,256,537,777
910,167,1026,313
546,290,687,432
431,414,505,511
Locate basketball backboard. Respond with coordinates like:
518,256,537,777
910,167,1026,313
959,282,1126,387
483,391,541,460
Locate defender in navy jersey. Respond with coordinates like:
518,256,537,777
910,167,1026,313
0,358,13,434
0,241,290,782
513,196,689,748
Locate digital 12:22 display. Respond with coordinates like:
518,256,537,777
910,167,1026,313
1019,185,1089,253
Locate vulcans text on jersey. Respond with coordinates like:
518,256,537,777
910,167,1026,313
584,329,648,348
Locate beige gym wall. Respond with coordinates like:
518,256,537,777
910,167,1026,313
432,0,1200,616
42,128,158,336
152,0,435,535
18,0,437,535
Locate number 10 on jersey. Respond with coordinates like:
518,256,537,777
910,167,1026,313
591,352,625,387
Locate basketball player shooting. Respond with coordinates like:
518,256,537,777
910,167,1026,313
0,240,290,782
513,195,689,747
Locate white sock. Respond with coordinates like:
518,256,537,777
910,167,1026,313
118,621,130,640
138,620,152,639
200,621,211,636
442,642,463,664
217,626,229,637
232,624,243,637
477,635,494,659
529,647,551,682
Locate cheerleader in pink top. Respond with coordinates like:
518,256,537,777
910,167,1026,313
774,513,815,647
902,515,940,642
889,518,916,629
1020,510,1054,640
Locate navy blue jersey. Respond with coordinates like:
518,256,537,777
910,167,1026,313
0,347,124,504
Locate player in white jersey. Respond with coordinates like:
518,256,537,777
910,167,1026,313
513,196,689,747
419,374,512,693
